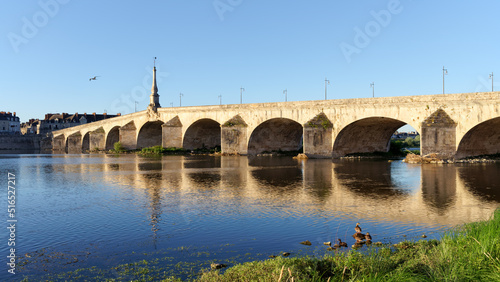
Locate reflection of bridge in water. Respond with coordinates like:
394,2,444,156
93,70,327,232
48,67,500,159
63,156,499,229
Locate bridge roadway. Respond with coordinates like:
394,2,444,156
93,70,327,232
49,92,500,159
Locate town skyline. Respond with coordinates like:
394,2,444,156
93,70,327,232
2,1,499,123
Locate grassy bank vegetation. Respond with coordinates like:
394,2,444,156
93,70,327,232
24,210,500,281
197,209,500,281
140,145,189,155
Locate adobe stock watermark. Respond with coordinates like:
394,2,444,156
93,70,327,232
213,0,243,21
339,0,404,63
7,0,71,53
109,66,169,115
474,74,495,93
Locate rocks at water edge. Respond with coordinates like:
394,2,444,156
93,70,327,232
293,153,308,160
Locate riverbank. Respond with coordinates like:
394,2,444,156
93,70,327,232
23,209,500,281
196,209,500,281
404,153,500,164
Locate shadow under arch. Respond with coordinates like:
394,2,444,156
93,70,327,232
105,126,120,150
247,118,303,155
82,132,90,152
333,117,407,157
137,121,164,149
456,117,500,159
183,119,221,150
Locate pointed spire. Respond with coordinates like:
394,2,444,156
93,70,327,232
151,66,158,97
148,57,161,111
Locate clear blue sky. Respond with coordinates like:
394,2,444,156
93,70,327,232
1,0,499,123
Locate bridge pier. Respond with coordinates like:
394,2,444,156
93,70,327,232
119,121,137,150
221,115,248,155
89,128,106,151
67,132,82,153
421,109,457,157
162,116,183,148
52,135,65,151
303,113,333,158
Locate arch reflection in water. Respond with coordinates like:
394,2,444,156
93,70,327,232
457,164,500,203
332,160,413,199
421,165,457,214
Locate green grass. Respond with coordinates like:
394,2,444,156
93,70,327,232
140,146,189,155
113,141,126,152
21,210,500,281
197,209,500,281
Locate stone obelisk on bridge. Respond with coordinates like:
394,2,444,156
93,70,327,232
148,64,161,112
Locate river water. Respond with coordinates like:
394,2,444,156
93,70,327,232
0,154,499,280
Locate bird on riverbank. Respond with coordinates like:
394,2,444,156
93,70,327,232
323,241,331,246
365,232,372,241
337,239,348,247
355,222,362,233
352,232,365,242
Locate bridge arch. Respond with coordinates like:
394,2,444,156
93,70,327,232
183,119,221,150
105,126,120,150
82,132,90,152
333,117,408,157
248,118,303,155
137,121,164,149
455,117,500,159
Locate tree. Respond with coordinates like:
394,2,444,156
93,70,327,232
405,137,415,147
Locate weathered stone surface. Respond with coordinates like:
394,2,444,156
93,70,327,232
222,127,247,154
222,114,248,127
89,128,106,151
47,92,500,158
304,112,333,129
0,135,42,151
303,113,333,158
67,132,82,153
119,121,137,150
52,135,65,151
221,115,248,154
421,109,457,157
422,108,457,127
163,116,182,127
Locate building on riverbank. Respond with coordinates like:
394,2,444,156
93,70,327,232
21,112,120,135
0,112,20,134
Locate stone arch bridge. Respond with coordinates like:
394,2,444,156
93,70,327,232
49,92,500,159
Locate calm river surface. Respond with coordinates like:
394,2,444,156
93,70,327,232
1,154,499,281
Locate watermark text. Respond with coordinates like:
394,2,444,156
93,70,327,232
7,173,16,275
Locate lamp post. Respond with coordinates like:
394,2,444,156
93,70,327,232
370,82,374,98
324,78,330,100
218,95,222,105
490,72,494,91
283,89,287,102
179,93,183,107
443,66,448,94
240,87,245,104
170,102,173,107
